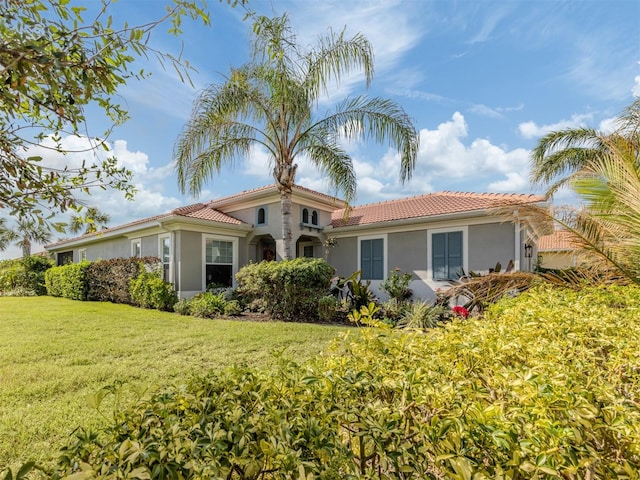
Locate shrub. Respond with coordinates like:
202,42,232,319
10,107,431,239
189,292,227,318
86,257,160,304
45,261,91,300
331,269,377,311
129,267,178,311
397,300,449,330
317,294,340,323
0,256,53,295
223,299,242,316
54,284,640,479
380,267,413,302
235,258,335,321
173,298,191,316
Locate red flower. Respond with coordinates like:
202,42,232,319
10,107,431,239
452,306,469,319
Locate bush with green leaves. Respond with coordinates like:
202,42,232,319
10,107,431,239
235,258,335,321
0,256,53,295
50,284,640,479
188,291,228,318
173,298,191,316
223,299,242,316
129,267,177,311
86,257,160,304
397,300,449,330
380,267,413,302
44,261,91,300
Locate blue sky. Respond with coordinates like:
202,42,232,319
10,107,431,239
2,0,639,258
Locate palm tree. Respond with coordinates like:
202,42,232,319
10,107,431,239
530,99,640,281
1,219,52,257
175,14,419,260
69,207,111,235
0,218,12,251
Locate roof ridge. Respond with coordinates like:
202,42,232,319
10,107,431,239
336,190,544,212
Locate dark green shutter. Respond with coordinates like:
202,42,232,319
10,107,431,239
432,231,463,280
361,238,384,280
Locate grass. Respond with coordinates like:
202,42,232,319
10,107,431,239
0,296,347,471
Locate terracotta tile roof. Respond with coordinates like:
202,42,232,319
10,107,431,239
46,203,244,248
206,183,344,208
538,230,580,251
180,206,243,224
331,191,545,227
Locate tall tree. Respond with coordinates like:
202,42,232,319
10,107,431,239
175,14,419,260
530,99,640,281
0,0,240,224
69,207,111,235
1,219,52,257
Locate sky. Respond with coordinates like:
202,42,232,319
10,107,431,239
2,0,639,258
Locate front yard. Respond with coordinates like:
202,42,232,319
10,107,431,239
0,297,347,471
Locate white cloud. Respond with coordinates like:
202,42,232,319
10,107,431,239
488,172,528,192
14,134,184,232
518,113,593,139
332,112,536,204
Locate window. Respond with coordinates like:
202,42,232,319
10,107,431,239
301,207,319,227
131,238,141,258
79,249,87,262
159,235,171,282
432,231,463,280
205,239,233,287
303,245,314,258
360,238,384,280
57,251,73,266
256,207,267,225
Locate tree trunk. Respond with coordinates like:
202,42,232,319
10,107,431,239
22,239,31,258
280,187,294,260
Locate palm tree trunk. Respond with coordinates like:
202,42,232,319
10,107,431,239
280,187,294,260
22,239,31,258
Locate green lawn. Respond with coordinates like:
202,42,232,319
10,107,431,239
0,297,347,471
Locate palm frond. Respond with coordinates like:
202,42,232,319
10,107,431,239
313,96,418,183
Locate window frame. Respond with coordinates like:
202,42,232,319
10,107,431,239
202,234,238,289
131,238,142,258
256,206,267,226
158,234,171,282
357,234,387,281
428,226,468,281
78,248,87,262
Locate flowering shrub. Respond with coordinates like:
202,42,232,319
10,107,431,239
452,305,469,318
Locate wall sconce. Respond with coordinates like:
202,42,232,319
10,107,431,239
524,243,533,258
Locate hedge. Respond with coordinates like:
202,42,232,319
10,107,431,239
235,258,335,321
0,256,53,295
51,284,640,479
45,261,90,300
86,257,160,304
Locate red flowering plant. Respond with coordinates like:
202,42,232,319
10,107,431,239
452,306,470,319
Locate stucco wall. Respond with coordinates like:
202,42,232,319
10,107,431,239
83,237,131,261
328,236,357,277
388,231,428,273
468,222,515,273
178,230,203,293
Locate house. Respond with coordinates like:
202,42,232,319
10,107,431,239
537,229,581,269
45,184,545,300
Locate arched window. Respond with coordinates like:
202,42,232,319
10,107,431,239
257,207,266,225
311,210,318,225
302,208,309,224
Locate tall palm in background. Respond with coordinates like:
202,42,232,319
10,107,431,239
0,219,52,257
530,98,640,281
175,14,419,259
69,207,111,235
